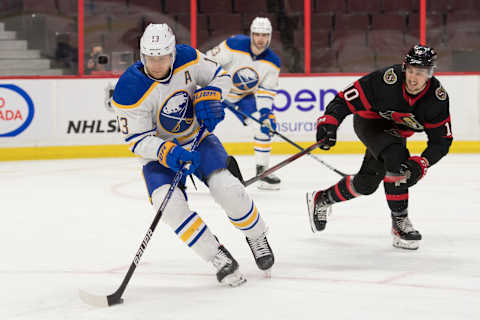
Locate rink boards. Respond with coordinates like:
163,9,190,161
0,75,479,160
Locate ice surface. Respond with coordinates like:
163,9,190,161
1,154,479,319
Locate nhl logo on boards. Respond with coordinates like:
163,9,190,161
435,86,447,101
383,68,398,85
159,90,194,134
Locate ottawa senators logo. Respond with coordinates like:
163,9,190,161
435,86,447,101
383,68,397,85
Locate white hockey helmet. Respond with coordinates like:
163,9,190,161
250,17,272,48
140,23,176,78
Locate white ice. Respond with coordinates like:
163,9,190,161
1,154,479,320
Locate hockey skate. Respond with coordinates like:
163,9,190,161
256,165,281,190
391,214,422,250
306,190,332,232
212,245,247,287
246,232,274,277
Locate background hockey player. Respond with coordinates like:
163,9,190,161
306,45,453,250
206,17,282,190
111,23,274,286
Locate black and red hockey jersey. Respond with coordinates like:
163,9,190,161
324,64,453,166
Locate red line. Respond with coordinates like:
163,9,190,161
190,0,197,48
304,0,311,74
78,0,85,76
420,0,426,45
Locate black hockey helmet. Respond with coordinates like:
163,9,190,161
403,44,437,77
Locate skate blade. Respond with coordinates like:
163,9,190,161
392,236,419,250
221,270,247,287
257,181,281,190
262,269,272,278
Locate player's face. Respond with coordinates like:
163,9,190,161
144,54,172,79
251,32,269,52
405,65,430,94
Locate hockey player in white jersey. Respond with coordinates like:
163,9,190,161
206,17,282,190
111,24,274,286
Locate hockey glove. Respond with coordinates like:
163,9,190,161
400,156,429,187
259,108,277,136
157,141,200,175
194,86,225,132
316,115,339,150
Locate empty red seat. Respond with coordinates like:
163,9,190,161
208,14,243,34
233,0,268,13
371,13,407,31
311,13,334,30
347,0,382,14
369,30,406,50
198,0,233,14
311,48,339,72
337,45,375,72
375,45,409,69
332,30,368,47
129,0,163,12
382,0,417,14
311,30,331,48
164,0,189,14
335,14,370,31
314,0,346,14
446,12,480,31
449,0,480,12
22,0,58,14
284,0,305,14
427,0,450,14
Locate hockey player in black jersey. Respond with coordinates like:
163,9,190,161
306,45,453,250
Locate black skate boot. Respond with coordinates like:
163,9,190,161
256,165,281,190
391,213,422,250
306,190,333,232
212,245,247,287
246,232,274,276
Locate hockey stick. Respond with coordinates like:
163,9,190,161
79,125,207,307
225,102,348,177
227,141,323,187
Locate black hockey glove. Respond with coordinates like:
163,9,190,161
316,115,339,150
400,156,429,187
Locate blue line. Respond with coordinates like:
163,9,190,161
175,212,197,234
188,225,207,247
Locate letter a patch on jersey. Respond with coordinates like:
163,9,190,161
185,71,192,84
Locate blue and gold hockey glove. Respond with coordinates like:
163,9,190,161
259,108,277,136
193,86,225,132
157,141,200,175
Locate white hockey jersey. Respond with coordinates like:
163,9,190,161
206,34,281,110
112,45,231,163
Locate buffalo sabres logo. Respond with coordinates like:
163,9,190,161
435,86,447,101
159,90,194,134
383,68,397,85
232,67,259,93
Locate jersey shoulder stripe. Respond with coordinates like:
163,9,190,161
225,35,251,55
259,48,281,69
112,62,156,109
173,44,199,74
